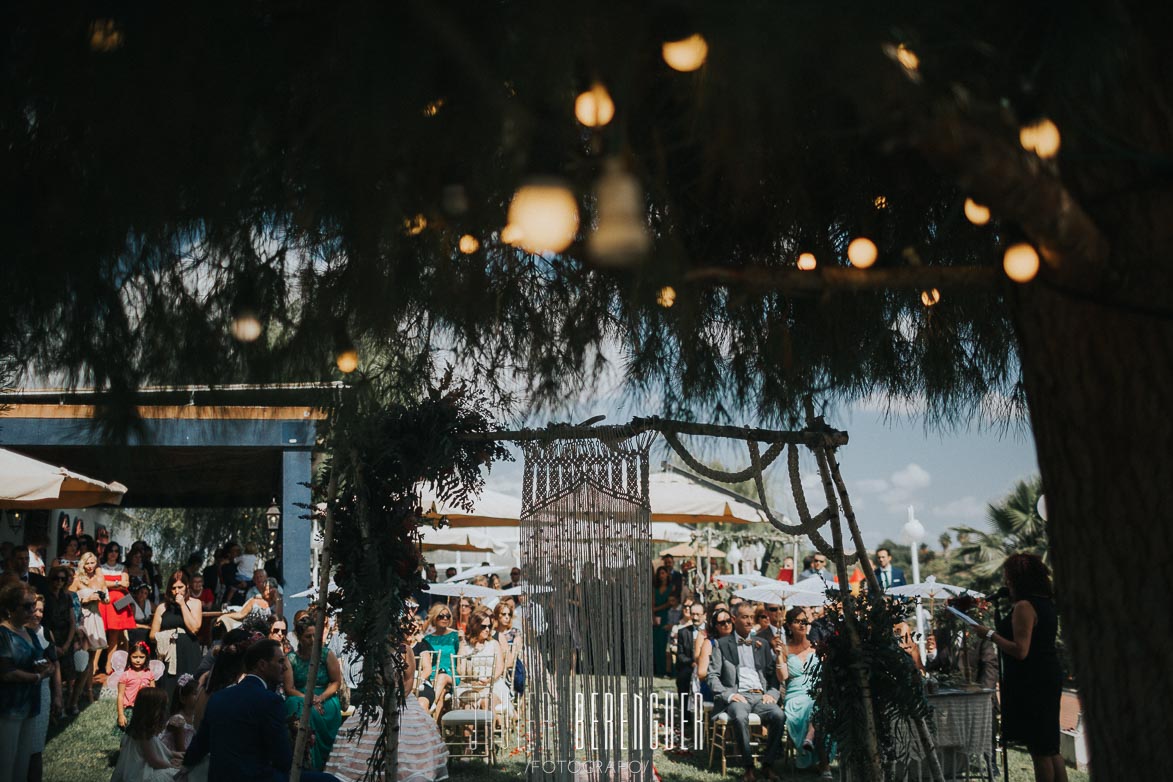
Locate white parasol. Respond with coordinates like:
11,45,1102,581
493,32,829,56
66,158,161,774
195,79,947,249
447,564,513,582
0,448,128,509
733,579,833,606
886,575,979,600
719,574,779,588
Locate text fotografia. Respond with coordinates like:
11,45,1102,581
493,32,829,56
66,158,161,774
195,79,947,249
527,692,705,751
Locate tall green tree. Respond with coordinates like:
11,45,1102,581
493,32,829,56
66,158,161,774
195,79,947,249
949,477,1048,594
2,3,1170,774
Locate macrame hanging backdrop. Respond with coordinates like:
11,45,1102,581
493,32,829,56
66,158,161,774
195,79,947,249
501,405,945,782
520,433,657,781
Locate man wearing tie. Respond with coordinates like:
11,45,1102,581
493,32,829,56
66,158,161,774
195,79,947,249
708,603,788,781
875,548,906,589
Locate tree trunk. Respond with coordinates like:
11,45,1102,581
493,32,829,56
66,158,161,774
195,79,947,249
1013,281,1173,778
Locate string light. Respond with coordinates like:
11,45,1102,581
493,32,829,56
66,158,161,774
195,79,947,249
1003,243,1040,283
895,44,920,72
797,252,817,271
964,198,991,226
231,311,262,343
422,98,445,117
657,286,677,308
847,237,878,269
874,195,888,210
404,214,428,236
587,160,650,266
500,224,524,246
458,235,479,254
662,34,708,72
336,348,359,374
1019,118,1061,159
574,83,615,128
89,19,124,52
507,180,579,254
920,289,941,307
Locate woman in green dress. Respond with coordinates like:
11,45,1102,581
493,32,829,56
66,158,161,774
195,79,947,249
283,617,344,771
652,567,673,677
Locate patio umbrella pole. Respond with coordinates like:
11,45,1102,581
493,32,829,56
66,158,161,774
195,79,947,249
291,464,339,782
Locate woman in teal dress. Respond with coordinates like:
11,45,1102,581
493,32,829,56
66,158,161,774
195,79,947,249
779,607,831,775
422,602,461,709
283,618,344,771
652,567,673,677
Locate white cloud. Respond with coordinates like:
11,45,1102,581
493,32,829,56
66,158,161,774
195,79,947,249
931,496,986,524
855,478,889,494
891,463,931,491
800,472,822,492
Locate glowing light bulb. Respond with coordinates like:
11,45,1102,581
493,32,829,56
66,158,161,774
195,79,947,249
422,98,445,117
89,19,124,52
657,286,677,308
920,289,941,307
458,234,479,254
404,214,427,236
1003,243,1040,283
847,237,878,269
662,34,709,72
896,44,919,72
574,83,615,128
588,160,650,266
336,349,359,374
964,198,991,226
797,252,817,271
1020,118,1060,159
500,224,523,246
507,180,579,254
231,312,262,343
874,195,888,210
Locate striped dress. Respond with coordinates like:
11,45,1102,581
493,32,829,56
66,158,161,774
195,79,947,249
396,696,448,781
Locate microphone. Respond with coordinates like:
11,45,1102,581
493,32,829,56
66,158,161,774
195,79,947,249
990,587,1010,601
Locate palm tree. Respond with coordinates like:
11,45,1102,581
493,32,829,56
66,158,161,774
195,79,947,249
948,477,1048,594
938,531,951,556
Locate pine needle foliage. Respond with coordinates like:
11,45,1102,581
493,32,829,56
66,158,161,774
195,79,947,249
809,590,930,778
321,375,510,780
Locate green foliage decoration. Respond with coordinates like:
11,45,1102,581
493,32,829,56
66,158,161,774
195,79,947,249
808,589,930,775
321,376,510,779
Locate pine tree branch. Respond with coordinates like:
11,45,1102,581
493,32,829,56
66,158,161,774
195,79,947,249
684,264,998,294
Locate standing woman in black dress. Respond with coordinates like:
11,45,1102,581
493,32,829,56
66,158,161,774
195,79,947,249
974,553,1067,782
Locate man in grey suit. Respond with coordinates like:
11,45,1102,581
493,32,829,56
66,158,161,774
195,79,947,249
709,602,788,781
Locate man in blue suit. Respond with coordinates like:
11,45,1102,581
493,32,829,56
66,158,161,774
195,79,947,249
177,639,340,782
875,547,907,589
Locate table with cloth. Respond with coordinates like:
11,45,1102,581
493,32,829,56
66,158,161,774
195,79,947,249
889,688,996,782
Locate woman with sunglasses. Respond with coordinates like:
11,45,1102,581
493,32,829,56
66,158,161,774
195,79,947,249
268,618,291,654
492,600,524,697
422,603,459,712
694,606,734,686
453,598,473,635
98,541,136,673
0,583,54,781
780,607,830,776
43,567,76,712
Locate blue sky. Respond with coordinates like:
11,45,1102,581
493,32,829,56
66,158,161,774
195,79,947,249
481,394,1039,549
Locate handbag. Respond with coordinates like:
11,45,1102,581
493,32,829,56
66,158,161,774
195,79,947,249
512,657,526,695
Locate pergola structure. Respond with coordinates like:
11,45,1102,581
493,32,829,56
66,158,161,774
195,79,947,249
0,383,339,617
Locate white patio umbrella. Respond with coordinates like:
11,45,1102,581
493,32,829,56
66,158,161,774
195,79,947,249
422,582,503,600
648,472,765,524
419,487,522,528
447,564,512,582
0,448,128,509
733,579,833,606
499,583,554,596
660,541,724,558
719,574,778,588
886,575,978,600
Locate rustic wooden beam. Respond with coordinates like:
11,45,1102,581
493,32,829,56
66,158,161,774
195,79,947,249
463,415,849,446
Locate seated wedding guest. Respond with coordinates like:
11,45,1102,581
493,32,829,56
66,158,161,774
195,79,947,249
193,629,257,727
422,604,460,711
178,639,341,782
396,640,449,781
283,617,343,771
926,624,998,688
492,600,523,697
673,601,706,729
268,618,292,655
972,554,1067,782
779,607,832,776
894,620,926,673
694,605,733,684
707,602,788,782
454,598,473,635
456,610,513,723
243,569,282,604
217,579,278,632
0,583,54,782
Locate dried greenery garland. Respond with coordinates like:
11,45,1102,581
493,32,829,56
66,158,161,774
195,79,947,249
321,377,510,779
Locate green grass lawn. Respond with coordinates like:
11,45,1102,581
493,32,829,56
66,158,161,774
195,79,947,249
44,695,1091,782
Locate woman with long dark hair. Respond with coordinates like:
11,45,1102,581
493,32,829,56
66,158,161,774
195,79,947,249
149,572,202,696
98,541,135,672
652,566,673,676
974,554,1067,782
